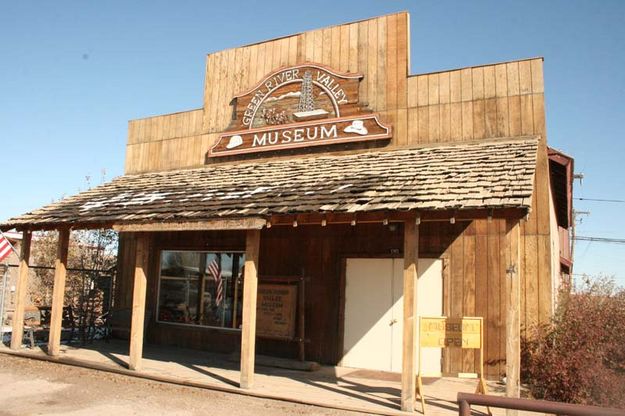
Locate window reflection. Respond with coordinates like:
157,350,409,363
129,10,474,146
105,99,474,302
157,250,245,329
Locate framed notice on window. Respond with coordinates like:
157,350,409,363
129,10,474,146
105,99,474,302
256,283,297,340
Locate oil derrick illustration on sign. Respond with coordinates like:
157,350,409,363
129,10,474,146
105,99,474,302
293,71,329,122
209,63,392,157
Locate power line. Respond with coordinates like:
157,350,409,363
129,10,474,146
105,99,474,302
575,197,625,203
573,273,623,279
574,236,625,244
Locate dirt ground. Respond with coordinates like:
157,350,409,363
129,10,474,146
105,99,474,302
0,354,367,416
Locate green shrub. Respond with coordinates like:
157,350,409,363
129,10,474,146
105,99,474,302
521,275,625,408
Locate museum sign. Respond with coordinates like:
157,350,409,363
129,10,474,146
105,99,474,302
209,63,392,157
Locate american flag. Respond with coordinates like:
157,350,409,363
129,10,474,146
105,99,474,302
0,233,15,263
207,255,223,306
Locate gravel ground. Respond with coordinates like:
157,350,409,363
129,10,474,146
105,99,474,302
0,354,367,416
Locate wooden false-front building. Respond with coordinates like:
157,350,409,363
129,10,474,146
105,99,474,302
1,12,573,412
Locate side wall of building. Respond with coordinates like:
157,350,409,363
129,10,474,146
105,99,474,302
549,187,562,312
117,13,554,378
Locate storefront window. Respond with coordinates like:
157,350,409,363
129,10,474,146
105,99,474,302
157,250,245,329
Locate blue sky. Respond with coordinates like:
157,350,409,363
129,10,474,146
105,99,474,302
1,1,624,285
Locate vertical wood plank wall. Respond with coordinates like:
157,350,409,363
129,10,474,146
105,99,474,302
125,109,205,173
119,12,553,378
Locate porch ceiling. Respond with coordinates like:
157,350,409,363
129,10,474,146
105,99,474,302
1,137,538,231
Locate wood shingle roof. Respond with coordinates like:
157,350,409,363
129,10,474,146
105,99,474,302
1,137,538,230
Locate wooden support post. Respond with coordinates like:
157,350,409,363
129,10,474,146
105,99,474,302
401,218,419,412
128,233,149,371
197,253,207,324
505,219,521,416
10,230,31,350
240,229,261,389
297,276,306,362
47,229,70,356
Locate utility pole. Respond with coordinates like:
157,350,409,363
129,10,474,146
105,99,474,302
570,172,586,277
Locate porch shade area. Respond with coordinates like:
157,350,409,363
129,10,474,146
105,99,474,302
0,137,538,231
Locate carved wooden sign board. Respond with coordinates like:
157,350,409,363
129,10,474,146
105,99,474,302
209,63,392,157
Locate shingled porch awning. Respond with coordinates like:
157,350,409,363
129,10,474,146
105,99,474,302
1,137,538,232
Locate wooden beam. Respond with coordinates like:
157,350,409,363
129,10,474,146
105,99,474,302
47,229,70,356
420,208,528,222
5,207,529,233
128,233,149,370
10,230,31,350
505,219,521,414
401,217,419,412
268,208,528,227
240,229,261,389
7,222,115,232
113,217,266,232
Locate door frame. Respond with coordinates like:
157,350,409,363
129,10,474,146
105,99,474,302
337,253,449,368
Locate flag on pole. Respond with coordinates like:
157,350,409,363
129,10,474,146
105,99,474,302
207,255,223,306
0,233,15,263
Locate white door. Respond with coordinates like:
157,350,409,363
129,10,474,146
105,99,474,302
342,259,394,371
342,258,443,374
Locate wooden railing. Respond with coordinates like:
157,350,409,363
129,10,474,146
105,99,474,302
457,392,625,416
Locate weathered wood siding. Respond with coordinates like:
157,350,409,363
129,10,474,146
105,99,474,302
125,109,206,173
117,219,523,377
119,12,554,378
116,225,406,365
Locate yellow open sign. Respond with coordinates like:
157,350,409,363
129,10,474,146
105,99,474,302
416,317,488,415
420,317,482,349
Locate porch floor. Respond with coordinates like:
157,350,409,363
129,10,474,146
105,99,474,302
2,340,518,416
